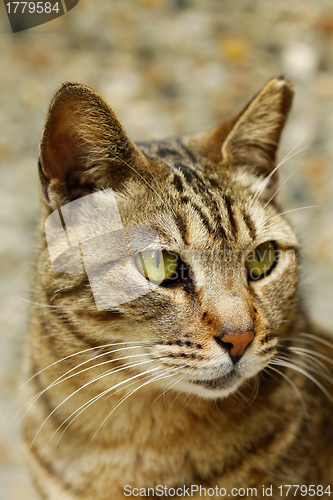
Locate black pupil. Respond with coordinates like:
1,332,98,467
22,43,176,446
156,251,160,268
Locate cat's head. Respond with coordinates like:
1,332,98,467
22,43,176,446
37,77,298,399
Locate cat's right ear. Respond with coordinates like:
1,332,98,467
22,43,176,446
39,83,148,208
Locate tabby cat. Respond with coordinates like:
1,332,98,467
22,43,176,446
22,78,333,499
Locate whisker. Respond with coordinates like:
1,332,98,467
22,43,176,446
247,374,260,407
16,352,154,438
260,205,317,227
140,154,178,219
250,142,310,209
286,346,333,367
181,387,196,412
1,341,157,431
16,296,63,308
287,350,332,375
103,366,166,401
270,360,333,403
235,379,261,407
48,367,170,454
13,344,155,424
262,160,305,210
300,333,333,350
109,151,177,219
26,361,160,459
273,353,333,383
166,382,188,413
266,365,309,419
278,145,310,167
277,122,313,167
20,341,156,390
152,374,185,407
279,337,312,343
91,369,177,442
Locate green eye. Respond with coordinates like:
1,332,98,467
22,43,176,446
245,241,276,280
135,250,179,284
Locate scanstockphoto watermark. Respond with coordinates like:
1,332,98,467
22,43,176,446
3,0,79,32
44,190,298,311
123,485,259,497
123,484,332,497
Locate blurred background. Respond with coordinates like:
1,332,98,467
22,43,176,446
0,0,333,498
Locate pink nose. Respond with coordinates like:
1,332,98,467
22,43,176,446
218,331,254,360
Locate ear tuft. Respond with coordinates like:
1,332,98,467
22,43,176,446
221,77,295,177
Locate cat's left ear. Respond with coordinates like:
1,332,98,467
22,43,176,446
221,77,294,177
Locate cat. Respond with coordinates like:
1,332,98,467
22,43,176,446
22,77,333,499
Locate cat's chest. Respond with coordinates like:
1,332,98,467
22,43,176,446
66,394,300,488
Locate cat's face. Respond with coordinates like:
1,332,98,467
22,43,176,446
38,78,299,399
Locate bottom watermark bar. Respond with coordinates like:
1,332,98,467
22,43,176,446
123,484,332,497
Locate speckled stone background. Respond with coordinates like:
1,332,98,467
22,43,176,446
0,0,333,498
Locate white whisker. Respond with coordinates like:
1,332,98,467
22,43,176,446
152,374,184,407
261,206,317,227
17,352,154,438
250,144,310,209
16,296,63,308
247,374,260,407
262,161,305,210
288,350,332,375
270,360,333,403
274,353,333,383
2,341,156,432
267,365,309,419
26,361,160,460
47,367,170,454
21,342,155,390
287,346,333,367
91,369,177,442
300,333,333,350
109,151,177,218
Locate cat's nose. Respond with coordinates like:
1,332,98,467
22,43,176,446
214,331,254,364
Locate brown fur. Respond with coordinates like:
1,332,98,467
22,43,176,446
22,78,333,499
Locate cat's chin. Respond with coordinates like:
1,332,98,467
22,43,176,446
174,370,245,400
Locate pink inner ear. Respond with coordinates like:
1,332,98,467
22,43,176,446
40,101,99,203
51,129,87,180
43,104,89,184
39,82,161,204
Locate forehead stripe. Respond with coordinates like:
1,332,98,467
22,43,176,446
243,212,256,240
172,174,184,193
223,196,238,238
191,204,214,235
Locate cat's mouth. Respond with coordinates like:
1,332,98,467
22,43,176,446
191,369,237,390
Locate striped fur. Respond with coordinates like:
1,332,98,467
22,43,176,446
22,78,333,499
